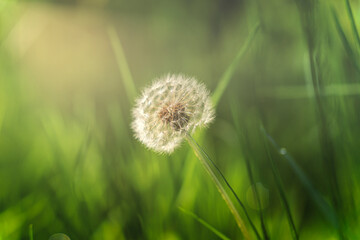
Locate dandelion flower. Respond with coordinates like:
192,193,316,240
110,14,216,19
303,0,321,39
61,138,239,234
132,74,215,153
132,74,250,239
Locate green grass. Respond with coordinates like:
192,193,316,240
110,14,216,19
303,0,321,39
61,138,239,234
1,0,360,239
178,207,231,240
29,224,33,240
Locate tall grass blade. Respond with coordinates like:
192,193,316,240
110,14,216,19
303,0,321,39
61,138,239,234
344,0,360,47
332,8,360,73
229,103,268,240
29,224,33,240
211,23,260,107
185,132,254,240
261,126,299,240
107,25,137,101
243,144,269,240
178,22,259,217
261,128,339,229
178,207,231,240
305,23,345,238
177,22,259,216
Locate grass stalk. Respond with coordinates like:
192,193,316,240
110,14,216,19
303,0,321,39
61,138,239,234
212,23,260,107
241,134,269,240
307,44,344,223
332,8,360,73
261,127,299,240
185,132,253,240
177,21,259,214
297,3,345,234
344,0,360,47
177,22,260,212
29,224,33,240
178,207,231,240
228,103,265,240
107,25,137,101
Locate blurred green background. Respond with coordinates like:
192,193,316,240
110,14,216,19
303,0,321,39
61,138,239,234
1,0,360,239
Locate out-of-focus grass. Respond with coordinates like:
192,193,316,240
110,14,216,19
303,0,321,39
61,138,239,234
1,0,360,239
178,207,230,240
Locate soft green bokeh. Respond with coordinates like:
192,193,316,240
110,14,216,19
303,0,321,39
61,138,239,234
1,0,360,239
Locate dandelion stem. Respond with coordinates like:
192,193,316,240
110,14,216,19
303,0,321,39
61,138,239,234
185,132,253,240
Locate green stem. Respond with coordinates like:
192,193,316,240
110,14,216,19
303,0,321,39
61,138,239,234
185,132,252,240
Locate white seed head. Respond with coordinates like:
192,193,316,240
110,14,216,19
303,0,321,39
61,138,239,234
131,74,215,153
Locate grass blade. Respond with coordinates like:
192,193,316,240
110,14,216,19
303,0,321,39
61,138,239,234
261,126,299,240
229,103,269,240
176,23,260,227
178,207,231,240
211,23,260,107
185,132,253,240
344,0,360,47
243,142,270,240
178,21,259,218
29,224,33,240
107,25,137,101
304,18,345,237
179,22,261,240
261,128,339,229
332,8,360,73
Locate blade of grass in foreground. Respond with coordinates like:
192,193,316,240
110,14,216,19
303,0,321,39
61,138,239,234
261,126,299,240
185,132,252,240
261,128,339,229
107,25,137,101
178,207,231,240
212,23,260,107
29,224,33,240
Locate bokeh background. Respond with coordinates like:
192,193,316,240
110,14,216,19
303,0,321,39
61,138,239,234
1,0,360,239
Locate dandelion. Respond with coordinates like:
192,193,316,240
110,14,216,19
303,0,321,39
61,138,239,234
131,74,215,153
131,73,252,240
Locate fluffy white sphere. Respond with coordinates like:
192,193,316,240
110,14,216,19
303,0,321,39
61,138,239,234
131,74,215,153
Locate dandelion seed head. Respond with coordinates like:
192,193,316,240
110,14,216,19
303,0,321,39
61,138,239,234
131,74,215,153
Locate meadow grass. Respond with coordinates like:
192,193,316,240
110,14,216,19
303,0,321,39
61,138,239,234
1,0,360,239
